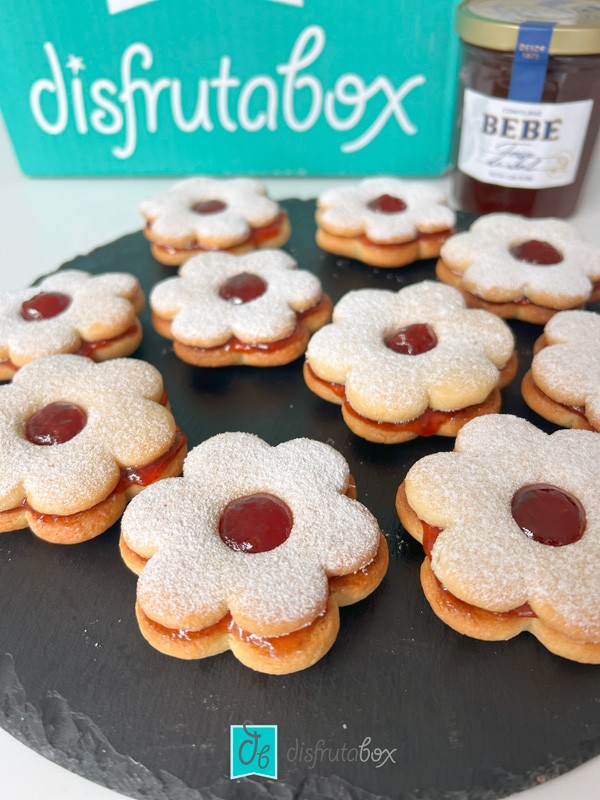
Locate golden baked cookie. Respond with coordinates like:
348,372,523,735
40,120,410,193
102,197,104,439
150,249,332,367
397,414,600,663
0,269,144,380
141,177,290,266
522,310,600,432
316,177,455,268
120,432,388,674
437,214,600,324
0,355,186,544
304,281,517,443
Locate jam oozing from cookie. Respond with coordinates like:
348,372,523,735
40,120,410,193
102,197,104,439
511,484,586,546
117,429,186,492
191,199,227,215
218,272,267,304
509,240,563,265
26,402,87,445
384,323,438,355
420,520,535,617
20,292,72,321
219,493,293,553
367,194,407,214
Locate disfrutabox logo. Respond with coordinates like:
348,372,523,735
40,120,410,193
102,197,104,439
29,25,426,159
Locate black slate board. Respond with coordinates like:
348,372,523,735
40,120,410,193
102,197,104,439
1,199,599,800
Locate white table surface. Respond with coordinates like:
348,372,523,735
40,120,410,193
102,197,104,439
0,113,598,799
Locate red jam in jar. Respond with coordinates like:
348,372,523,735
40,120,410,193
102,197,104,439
453,1,600,217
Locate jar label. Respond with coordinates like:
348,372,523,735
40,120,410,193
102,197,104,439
458,88,593,189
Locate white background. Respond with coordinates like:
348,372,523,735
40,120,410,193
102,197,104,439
0,114,598,799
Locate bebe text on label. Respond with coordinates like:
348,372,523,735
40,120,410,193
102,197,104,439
29,26,426,159
482,114,562,141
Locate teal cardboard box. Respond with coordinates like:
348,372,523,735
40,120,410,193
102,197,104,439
0,0,461,176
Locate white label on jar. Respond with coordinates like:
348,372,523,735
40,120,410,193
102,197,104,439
458,88,594,189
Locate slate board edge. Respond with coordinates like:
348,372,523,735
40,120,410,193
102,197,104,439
2,651,598,800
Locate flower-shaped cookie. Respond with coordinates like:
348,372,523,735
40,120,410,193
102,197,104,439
396,415,600,663
0,355,186,544
316,177,456,267
523,310,600,432
304,281,516,443
0,269,144,380
141,177,290,266
437,214,600,324
151,249,333,367
120,432,388,674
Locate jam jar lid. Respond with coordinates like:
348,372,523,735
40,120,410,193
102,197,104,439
456,0,600,55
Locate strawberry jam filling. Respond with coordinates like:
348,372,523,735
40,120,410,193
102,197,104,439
139,606,325,654
21,292,71,321
26,402,87,445
152,211,287,254
0,322,140,373
344,403,457,437
219,272,267,304
305,363,345,399
116,429,187,493
420,520,536,618
77,322,140,357
511,484,586,547
367,194,407,214
219,493,292,553
358,229,453,249
305,363,487,436
191,199,227,215
3,428,186,522
510,240,563,265
384,323,437,355
188,326,306,355
182,295,328,355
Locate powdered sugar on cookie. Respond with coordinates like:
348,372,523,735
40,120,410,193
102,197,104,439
531,310,600,429
405,414,600,641
317,177,456,243
306,281,514,422
0,355,176,516
121,432,381,635
151,250,324,346
141,177,281,247
0,270,143,367
440,214,600,307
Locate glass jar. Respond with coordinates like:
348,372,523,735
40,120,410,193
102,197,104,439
452,0,600,217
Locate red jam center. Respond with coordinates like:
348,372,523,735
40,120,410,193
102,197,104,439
367,194,407,214
219,493,293,553
511,484,586,547
26,402,87,446
218,272,267,304
20,292,71,321
384,323,438,355
509,240,563,265
191,199,227,215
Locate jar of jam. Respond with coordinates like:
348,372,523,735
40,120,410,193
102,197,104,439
453,0,600,217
